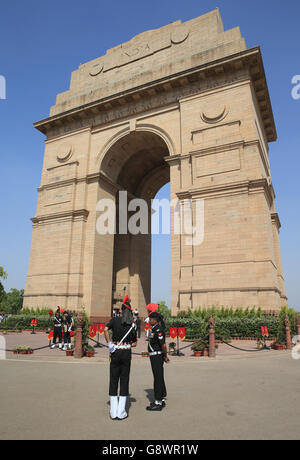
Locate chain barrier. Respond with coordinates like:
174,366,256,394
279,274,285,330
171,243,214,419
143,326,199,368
216,336,270,352
0,345,51,353
0,334,271,355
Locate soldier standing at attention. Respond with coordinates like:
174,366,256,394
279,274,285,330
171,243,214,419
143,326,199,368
63,310,73,350
146,311,170,411
51,309,64,349
104,296,137,420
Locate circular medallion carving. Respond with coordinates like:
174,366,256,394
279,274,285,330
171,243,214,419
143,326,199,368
57,143,73,162
89,62,103,76
124,47,141,58
201,105,228,124
171,25,189,44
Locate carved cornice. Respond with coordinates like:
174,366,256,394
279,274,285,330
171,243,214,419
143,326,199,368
191,120,241,139
164,154,182,165
31,209,89,225
38,177,80,192
248,178,274,207
189,140,244,158
34,47,277,143
181,258,277,270
47,161,79,171
96,172,122,194
165,141,244,164
38,171,120,193
168,139,270,182
176,178,274,206
23,292,84,298
179,286,282,295
271,212,281,230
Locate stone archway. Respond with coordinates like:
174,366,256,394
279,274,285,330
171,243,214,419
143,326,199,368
24,10,287,320
99,130,171,317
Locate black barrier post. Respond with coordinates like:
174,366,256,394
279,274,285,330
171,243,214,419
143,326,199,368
93,325,103,348
175,328,185,357
262,334,270,350
94,327,101,348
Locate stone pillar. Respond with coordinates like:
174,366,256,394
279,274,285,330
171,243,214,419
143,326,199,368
271,213,287,304
285,316,292,350
74,311,83,358
24,130,91,311
209,315,216,358
167,156,182,316
83,176,117,322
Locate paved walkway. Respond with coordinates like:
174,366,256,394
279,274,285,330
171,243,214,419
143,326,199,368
0,332,299,440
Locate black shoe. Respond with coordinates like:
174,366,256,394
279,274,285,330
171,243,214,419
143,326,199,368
146,403,162,411
162,400,166,408
146,401,156,409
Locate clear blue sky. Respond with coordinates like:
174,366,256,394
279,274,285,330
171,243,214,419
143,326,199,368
0,0,299,311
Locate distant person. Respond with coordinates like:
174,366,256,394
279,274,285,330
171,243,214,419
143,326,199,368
133,308,141,339
134,313,141,339
51,310,64,349
63,311,73,350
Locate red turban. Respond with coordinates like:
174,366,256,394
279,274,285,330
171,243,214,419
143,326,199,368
146,304,159,315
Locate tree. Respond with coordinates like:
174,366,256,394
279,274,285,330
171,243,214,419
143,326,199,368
158,301,171,318
0,267,8,280
0,288,24,314
0,283,5,305
277,306,288,345
0,266,8,305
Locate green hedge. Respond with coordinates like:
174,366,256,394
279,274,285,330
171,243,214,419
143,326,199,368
0,315,53,330
7,308,78,316
20,308,53,316
165,306,298,342
166,316,281,341
0,314,79,331
177,307,265,320
166,318,208,341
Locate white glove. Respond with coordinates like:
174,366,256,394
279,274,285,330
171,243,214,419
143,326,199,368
108,342,116,354
68,327,72,332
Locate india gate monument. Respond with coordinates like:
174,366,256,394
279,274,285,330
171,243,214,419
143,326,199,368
23,9,287,321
